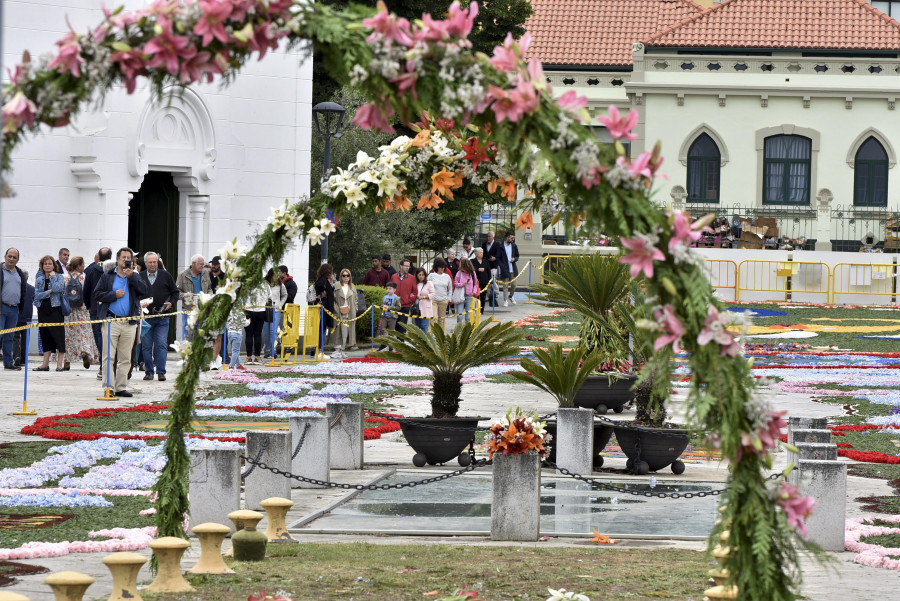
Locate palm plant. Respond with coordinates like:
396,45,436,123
372,320,523,418
532,253,636,370
511,345,604,408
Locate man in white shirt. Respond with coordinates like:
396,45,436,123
500,232,520,306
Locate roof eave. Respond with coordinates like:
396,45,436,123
542,63,633,72
644,45,900,55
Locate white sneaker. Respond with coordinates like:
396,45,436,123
209,361,219,371
320,353,331,360
503,300,510,307
215,357,223,369
510,298,517,305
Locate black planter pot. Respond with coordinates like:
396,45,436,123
613,425,690,475
399,417,483,467
573,374,637,414
545,420,614,468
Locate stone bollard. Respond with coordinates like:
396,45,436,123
703,585,738,600
787,418,831,470
224,509,264,557
0,593,31,601
146,537,194,594
796,459,847,551
187,523,235,575
327,402,364,469
787,417,827,445
290,415,330,488
795,442,838,462
791,428,832,444
101,552,146,601
245,431,292,510
554,408,594,476
260,497,297,543
491,452,541,541
189,448,241,530
44,571,94,601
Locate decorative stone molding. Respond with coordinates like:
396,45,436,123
803,96,811,109
679,124,730,167
677,93,684,106
718,94,726,107
845,97,853,109
845,128,897,169
670,185,687,212
127,87,217,183
889,97,896,110
760,95,768,108
755,125,821,206
816,188,833,215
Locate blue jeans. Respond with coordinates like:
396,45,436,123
456,295,472,323
141,316,170,375
262,313,282,355
0,304,18,367
413,317,430,333
228,331,243,367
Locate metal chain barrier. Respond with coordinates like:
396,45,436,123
548,461,784,499
365,409,492,433
240,438,269,479
240,454,491,489
321,303,373,327
592,413,693,439
493,260,533,286
0,309,190,336
291,423,311,459
329,407,346,429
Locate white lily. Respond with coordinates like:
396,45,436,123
353,150,374,169
319,219,336,235
219,238,246,261
170,340,192,358
306,226,324,245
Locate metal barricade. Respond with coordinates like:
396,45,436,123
736,260,830,303
541,254,570,284
701,259,738,300
278,303,302,364
830,262,897,305
301,305,325,363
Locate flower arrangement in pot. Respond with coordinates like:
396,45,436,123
485,407,550,459
372,319,522,466
531,253,638,414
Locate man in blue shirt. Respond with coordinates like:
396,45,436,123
0,248,27,371
91,247,148,397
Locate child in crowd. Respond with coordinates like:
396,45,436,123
376,281,401,351
226,303,249,370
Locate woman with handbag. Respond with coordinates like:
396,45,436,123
63,256,97,370
314,263,335,358
33,255,67,371
263,268,288,358
244,281,268,365
453,257,479,323
427,258,452,331
411,267,435,333
330,268,357,359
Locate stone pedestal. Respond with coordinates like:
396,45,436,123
146,537,194,594
44,572,94,601
187,523,234,574
245,431,292,510
491,452,541,541
101,552,146,601
554,408,594,476
797,459,847,551
787,417,827,443
290,415,330,488
790,428,832,445
189,448,241,530
795,442,838,461
327,402,364,469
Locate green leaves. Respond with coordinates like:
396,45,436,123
512,345,603,408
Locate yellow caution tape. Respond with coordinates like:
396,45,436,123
0,310,190,336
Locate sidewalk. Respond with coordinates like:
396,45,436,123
2,297,898,600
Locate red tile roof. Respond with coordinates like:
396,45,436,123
524,0,704,67
644,0,900,51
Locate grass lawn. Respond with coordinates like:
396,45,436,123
142,543,708,601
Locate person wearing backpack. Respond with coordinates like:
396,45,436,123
63,256,98,370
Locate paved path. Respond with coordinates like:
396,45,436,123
2,297,898,600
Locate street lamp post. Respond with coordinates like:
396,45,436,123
312,101,346,264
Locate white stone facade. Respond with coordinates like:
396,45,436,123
1,0,312,285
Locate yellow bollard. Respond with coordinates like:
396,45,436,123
703,585,738,600
101,552,146,601
707,567,729,587
0,593,32,601
187,523,235,575
146,537,194,593
259,497,296,543
44,571,95,601
224,509,264,557
12,400,36,415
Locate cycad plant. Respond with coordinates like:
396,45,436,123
511,345,604,408
532,253,636,370
372,320,523,418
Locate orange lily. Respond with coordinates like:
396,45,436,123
391,194,412,211
488,177,517,202
590,530,616,544
417,194,444,209
409,128,431,147
431,168,462,199
515,211,534,230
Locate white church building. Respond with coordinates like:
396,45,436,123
1,0,313,283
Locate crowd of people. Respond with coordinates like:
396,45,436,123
0,245,300,394
309,230,521,357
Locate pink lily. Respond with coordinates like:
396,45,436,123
618,152,654,179
179,50,215,84
194,0,233,46
48,28,85,78
417,13,451,42
776,482,817,538
618,235,665,279
110,49,148,94
697,306,742,358
2,91,38,134
525,58,547,91
445,1,478,39
490,32,530,72
143,22,193,74
580,164,605,190
740,410,787,456
389,71,418,99
248,21,286,61
668,211,711,253
557,90,587,112
653,304,685,353
352,102,395,133
363,1,413,46
598,105,638,141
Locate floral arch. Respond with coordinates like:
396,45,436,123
1,2,816,599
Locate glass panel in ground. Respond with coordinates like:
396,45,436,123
298,474,717,538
